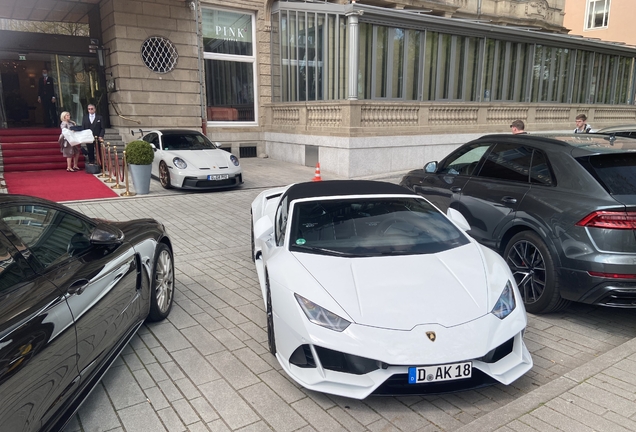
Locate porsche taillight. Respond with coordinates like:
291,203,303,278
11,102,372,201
576,211,636,230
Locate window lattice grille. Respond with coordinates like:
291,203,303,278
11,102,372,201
141,36,178,73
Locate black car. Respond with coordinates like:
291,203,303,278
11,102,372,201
401,133,636,313
0,195,174,432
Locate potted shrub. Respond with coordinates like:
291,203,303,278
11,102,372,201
125,140,154,194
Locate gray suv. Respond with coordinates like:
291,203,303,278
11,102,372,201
401,133,636,313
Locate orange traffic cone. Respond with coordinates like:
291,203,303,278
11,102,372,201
312,162,322,182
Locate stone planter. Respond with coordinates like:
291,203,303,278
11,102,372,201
128,163,152,195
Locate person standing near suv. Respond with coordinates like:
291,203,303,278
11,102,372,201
574,114,592,133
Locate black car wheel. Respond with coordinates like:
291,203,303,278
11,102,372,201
159,161,171,189
504,231,569,314
148,243,175,321
266,276,276,355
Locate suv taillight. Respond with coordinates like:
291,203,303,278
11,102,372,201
576,211,636,229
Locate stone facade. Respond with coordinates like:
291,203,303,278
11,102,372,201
563,0,636,46
92,0,636,178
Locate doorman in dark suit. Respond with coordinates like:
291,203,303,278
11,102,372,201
81,104,105,165
37,69,57,127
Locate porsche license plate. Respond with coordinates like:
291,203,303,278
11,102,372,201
408,362,472,384
207,174,229,181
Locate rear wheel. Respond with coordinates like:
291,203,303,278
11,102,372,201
266,276,276,355
148,243,175,321
504,231,569,314
159,161,171,189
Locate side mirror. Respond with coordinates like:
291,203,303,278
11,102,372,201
447,208,471,232
424,161,438,173
254,215,274,241
90,223,125,245
150,143,157,151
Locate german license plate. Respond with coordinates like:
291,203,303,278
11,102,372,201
408,362,472,384
207,174,229,181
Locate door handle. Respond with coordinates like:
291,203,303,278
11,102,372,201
68,279,90,295
501,196,517,204
450,187,462,193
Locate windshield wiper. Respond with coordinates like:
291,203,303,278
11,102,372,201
291,245,364,257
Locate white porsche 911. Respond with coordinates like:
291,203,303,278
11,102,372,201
251,180,532,399
141,129,243,190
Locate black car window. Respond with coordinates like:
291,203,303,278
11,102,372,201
530,150,554,186
0,205,94,269
438,143,491,176
579,153,636,195
0,231,35,293
476,143,532,183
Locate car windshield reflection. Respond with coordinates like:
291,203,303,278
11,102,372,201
289,198,469,257
162,133,217,151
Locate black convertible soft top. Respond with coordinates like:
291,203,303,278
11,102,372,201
283,180,415,202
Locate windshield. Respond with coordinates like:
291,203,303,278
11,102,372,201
161,133,217,151
289,197,469,257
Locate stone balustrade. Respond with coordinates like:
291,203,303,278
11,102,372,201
266,101,636,135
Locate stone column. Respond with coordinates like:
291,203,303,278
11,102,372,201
346,11,361,101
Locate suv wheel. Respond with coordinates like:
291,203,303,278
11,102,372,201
504,231,570,314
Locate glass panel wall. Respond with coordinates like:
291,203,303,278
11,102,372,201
272,4,636,106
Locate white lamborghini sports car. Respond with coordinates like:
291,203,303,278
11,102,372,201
141,129,243,190
251,180,532,399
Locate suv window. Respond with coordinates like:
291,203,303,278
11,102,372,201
0,205,94,269
580,153,636,195
476,143,532,183
530,150,554,186
439,144,491,176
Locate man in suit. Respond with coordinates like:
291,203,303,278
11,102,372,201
81,104,105,165
37,68,57,127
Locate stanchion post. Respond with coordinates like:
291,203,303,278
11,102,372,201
111,146,123,189
98,141,109,178
104,144,115,183
120,150,136,197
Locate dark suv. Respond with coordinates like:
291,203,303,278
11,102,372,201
400,133,636,313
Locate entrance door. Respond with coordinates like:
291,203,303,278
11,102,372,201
0,54,104,128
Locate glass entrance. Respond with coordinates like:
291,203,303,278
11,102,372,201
0,54,104,128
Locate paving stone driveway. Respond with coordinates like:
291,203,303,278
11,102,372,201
61,158,636,432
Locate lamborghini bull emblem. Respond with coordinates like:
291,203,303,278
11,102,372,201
426,331,436,342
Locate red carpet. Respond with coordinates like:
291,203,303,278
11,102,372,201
4,170,119,202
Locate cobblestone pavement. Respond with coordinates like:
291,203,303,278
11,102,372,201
61,158,636,432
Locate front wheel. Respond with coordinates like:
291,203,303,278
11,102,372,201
148,243,175,321
159,161,171,189
504,231,569,314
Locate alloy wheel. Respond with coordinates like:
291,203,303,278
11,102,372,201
506,240,546,305
154,249,174,313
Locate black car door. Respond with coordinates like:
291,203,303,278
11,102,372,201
408,142,492,212
0,222,79,432
0,204,141,391
458,142,532,248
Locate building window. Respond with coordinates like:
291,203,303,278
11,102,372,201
586,0,611,29
202,8,256,123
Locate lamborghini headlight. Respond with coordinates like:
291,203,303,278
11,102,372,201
491,280,516,319
294,294,351,332
173,157,187,169
230,155,240,166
